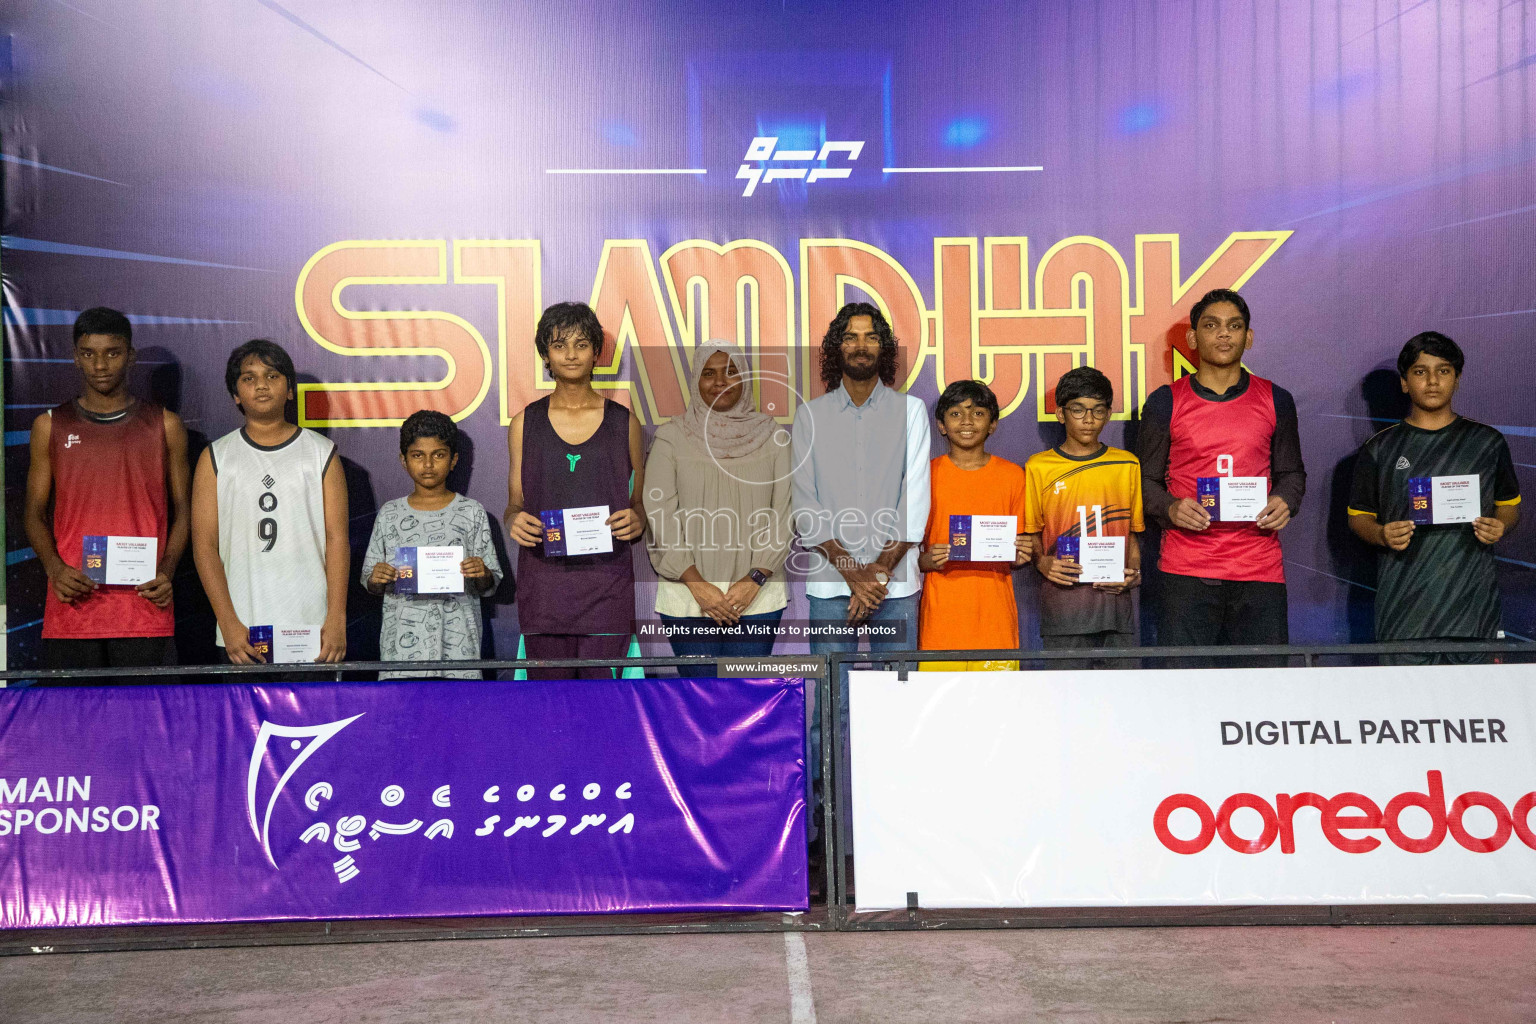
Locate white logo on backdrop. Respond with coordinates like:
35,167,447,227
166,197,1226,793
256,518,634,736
247,714,364,865
735,137,864,197
246,715,639,885
543,131,1040,187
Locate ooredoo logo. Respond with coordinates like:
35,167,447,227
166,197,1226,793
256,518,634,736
1153,771,1536,855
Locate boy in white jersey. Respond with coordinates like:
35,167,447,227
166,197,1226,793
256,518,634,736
191,340,349,663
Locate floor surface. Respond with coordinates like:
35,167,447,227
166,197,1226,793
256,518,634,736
2,925,1531,1023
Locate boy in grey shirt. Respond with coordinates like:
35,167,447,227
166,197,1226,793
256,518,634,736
364,411,503,677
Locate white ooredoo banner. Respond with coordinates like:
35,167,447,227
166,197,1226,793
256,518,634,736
849,665,1536,911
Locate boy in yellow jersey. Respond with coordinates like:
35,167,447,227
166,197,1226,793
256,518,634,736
1024,367,1144,666
918,380,1033,670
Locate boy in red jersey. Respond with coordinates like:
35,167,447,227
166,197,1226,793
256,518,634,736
23,307,190,671
1133,289,1305,664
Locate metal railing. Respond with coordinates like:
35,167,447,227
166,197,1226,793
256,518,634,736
0,655,764,684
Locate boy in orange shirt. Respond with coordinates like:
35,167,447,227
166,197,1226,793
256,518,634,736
1024,366,1144,666
918,381,1034,669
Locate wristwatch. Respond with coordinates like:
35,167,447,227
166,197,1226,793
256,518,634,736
873,569,890,586
749,568,771,587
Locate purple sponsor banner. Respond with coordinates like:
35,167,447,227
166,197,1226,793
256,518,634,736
0,676,807,927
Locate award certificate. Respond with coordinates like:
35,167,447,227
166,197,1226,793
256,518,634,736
82,535,158,586
540,505,614,557
248,625,322,664
1078,536,1126,584
1196,476,1268,522
948,515,1016,562
394,546,465,594
1410,474,1479,525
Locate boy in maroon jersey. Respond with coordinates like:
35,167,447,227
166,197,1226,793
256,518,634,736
1133,289,1306,665
23,307,191,671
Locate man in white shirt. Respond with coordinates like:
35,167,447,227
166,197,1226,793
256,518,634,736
792,302,931,842
792,302,931,650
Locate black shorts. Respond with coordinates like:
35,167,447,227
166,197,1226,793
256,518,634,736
1156,573,1289,668
42,636,172,683
1040,630,1139,671
1377,638,1493,667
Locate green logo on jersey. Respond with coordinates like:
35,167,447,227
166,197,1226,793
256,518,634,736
566,453,581,472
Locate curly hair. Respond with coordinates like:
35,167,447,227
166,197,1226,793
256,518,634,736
819,301,900,392
399,409,459,456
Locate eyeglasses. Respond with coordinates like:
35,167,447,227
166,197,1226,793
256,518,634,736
1062,404,1110,421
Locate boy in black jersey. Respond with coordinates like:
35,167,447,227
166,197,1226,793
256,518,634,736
1347,332,1521,662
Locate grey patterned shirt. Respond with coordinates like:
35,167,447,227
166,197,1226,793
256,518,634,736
363,494,504,678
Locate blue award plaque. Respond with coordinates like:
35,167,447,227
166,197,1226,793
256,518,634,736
1196,477,1221,519
948,515,971,557
247,625,273,661
82,535,108,583
540,509,568,557
1408,477,1433,525
1056,534,1080,561
393,547,420,594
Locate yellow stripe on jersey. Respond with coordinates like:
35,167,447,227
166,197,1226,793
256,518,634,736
1024,446,1144,542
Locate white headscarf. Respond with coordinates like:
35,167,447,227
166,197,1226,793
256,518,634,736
671,340,776,459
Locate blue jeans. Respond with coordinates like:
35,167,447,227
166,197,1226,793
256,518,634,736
806,592,920,657
660,609,784,677
805,593,920,839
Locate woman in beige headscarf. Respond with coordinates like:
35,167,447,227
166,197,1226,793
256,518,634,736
645,341,792,674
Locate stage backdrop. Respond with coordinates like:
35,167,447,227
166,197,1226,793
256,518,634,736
2,1,1534,667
